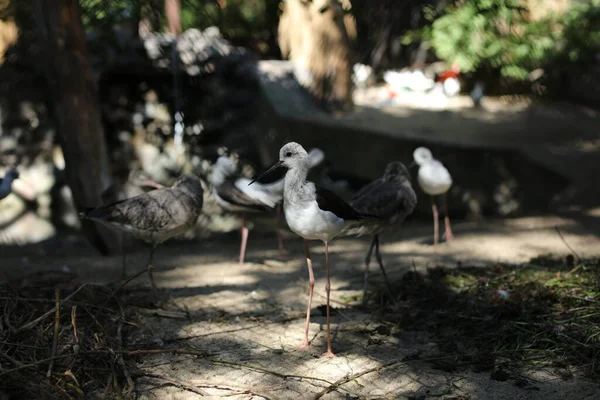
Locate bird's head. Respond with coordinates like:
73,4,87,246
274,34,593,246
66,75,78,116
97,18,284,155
248,142,310,186
277,142,309,170
211,156,238,186
172,173,205,204
412,147,433,166
307,147,325,168
129,169,163,190
383,161,412,184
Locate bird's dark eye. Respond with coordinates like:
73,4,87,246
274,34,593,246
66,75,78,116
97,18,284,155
285,152,292,157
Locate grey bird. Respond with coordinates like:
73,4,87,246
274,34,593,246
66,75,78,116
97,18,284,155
211,155,281,266
0,167,19,200
250,142,368,358
80,174,204,300
344,162,417,301
101,169,165,278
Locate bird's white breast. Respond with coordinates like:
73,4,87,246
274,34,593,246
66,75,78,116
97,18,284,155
418,161,452,196
284,200,346,242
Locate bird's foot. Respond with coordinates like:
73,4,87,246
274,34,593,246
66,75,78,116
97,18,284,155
443,230,454,242
296,341,310,351
320,350,336,359
278,247,290,261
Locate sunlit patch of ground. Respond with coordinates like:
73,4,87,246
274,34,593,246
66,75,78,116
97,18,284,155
1,215,600,399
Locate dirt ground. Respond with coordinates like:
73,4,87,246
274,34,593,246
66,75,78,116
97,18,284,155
2,211,600,400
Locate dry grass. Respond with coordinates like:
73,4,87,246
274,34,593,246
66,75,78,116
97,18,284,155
2,253,599,398
0,271,142,399
376,255,600,379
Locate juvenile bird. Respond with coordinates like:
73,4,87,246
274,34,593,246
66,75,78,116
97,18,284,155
345,161,417,300
101,168,164,278
80,174,204,300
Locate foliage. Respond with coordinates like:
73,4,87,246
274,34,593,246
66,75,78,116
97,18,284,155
77,0,282,57
557,0,600,65
403,0,600,84
428,0,557,80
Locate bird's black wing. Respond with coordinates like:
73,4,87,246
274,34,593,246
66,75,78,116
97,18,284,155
350,178,383,203
216,179,270,211
315,185,363,221
351,182,417,220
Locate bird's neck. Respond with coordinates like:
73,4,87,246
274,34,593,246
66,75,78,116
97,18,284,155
177,185,204,207
284,165,308,195
211,168,229,187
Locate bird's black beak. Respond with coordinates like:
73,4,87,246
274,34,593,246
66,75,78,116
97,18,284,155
408,161,418,169
249,160,284,186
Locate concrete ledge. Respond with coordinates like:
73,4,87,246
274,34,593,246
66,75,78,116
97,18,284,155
255,61,599,217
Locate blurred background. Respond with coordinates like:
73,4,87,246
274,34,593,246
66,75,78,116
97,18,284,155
1,2,600,398
0,0,598,255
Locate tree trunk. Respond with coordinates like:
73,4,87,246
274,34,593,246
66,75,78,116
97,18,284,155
165,0,181,34
33,0,114,255
278,0,354,113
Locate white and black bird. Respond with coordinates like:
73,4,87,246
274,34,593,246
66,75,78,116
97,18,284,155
101,169,165,278
252,148,326,258
0,167,19,200
344,161,417,300
250,142,368,358
211,155,281,266
80,174,204,300
412,147,454,246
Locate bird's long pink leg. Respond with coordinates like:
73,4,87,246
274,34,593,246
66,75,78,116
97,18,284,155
298,239,315,350
432,196,439,247
321,241,335,358
239,214,249,266
443,193,454,242
276,204,286,260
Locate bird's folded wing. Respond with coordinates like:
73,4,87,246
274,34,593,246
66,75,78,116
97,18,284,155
218,179,272,211
351,183,417,219
315,185,362,221
82,189,185,231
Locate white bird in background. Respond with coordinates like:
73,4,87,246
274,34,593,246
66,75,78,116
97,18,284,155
412,147,454,246
383,69,435,96
210,155,281,266
352,63,373,89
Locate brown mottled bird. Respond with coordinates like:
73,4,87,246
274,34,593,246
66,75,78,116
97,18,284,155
80,174,204,299
101,169,165,278
344,162,417,300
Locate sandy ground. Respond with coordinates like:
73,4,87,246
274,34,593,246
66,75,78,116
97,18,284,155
2,212,600,399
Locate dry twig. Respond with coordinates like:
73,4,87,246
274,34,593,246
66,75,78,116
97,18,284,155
46,287,61,379
140,373,209,396
14,284,89,333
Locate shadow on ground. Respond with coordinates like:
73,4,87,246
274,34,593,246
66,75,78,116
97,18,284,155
1,214,600,399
